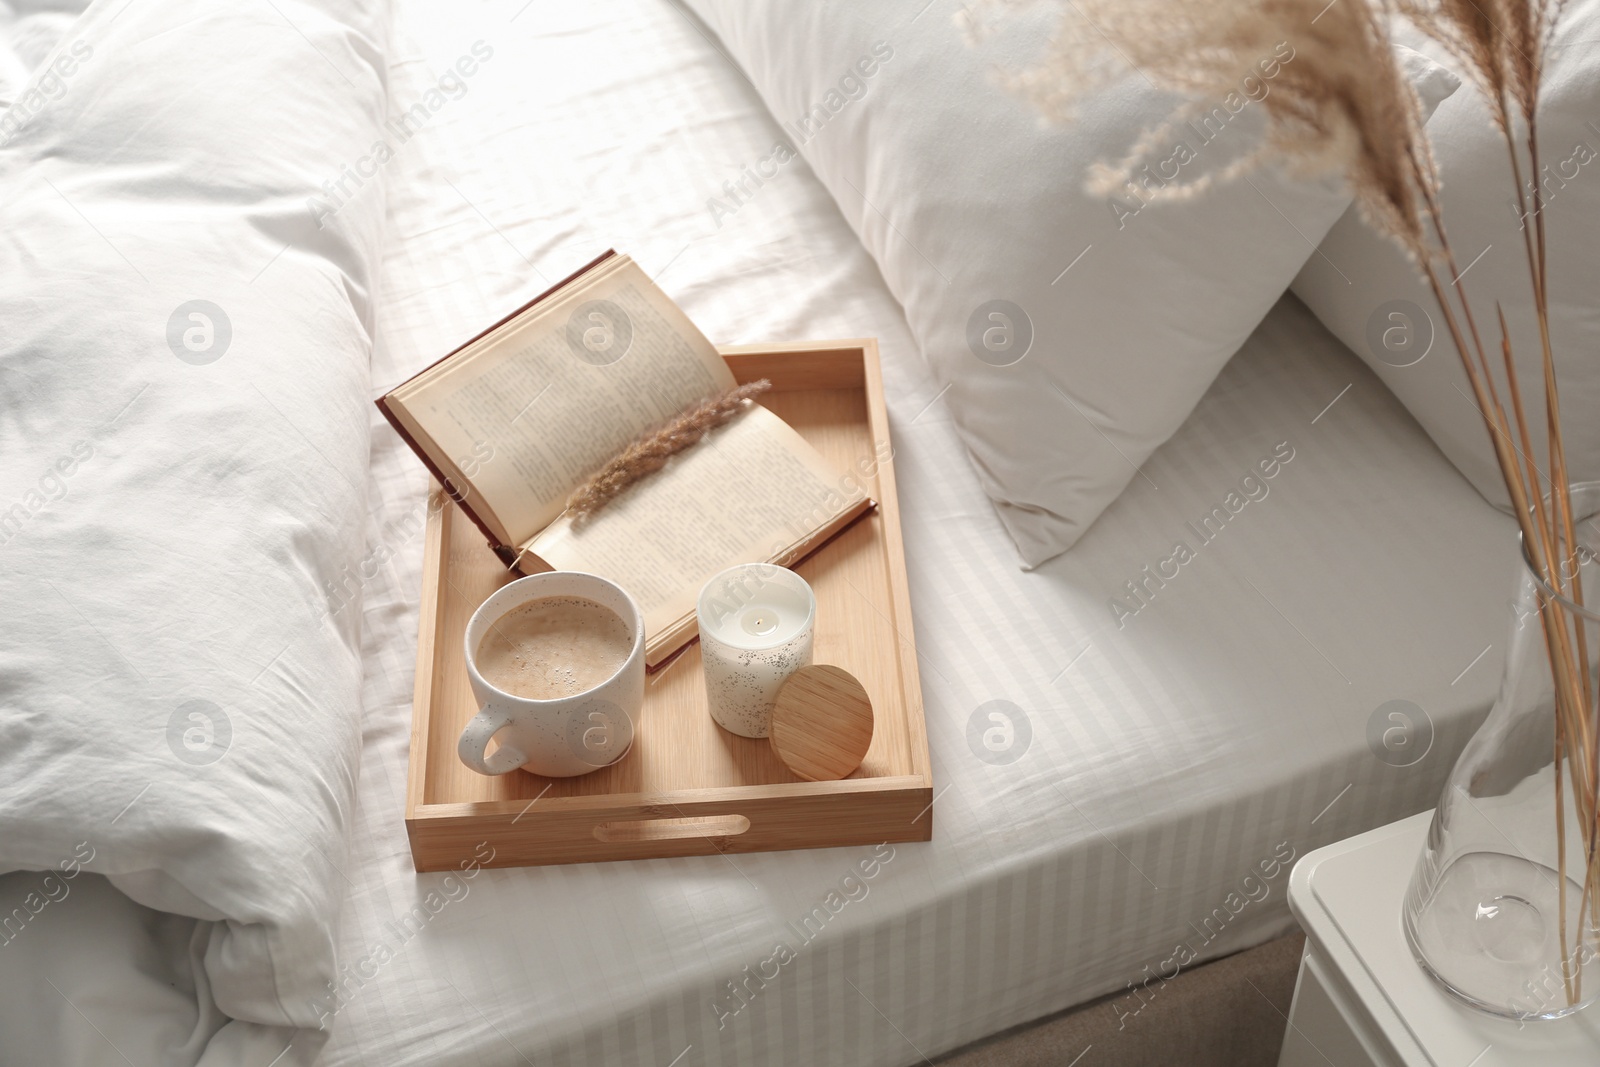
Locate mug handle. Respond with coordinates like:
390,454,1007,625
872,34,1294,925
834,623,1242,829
457,707,526,776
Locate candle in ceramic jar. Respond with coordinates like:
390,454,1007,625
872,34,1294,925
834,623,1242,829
696,563,816,738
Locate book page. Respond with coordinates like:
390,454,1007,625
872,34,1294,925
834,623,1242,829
524,404,866,645
389,255,736,544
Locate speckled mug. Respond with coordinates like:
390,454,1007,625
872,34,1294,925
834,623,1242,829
458,572,643,777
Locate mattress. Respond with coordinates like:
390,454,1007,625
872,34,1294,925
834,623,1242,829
0,1,1515,1065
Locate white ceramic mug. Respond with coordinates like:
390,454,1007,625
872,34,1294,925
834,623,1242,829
458,572,644,777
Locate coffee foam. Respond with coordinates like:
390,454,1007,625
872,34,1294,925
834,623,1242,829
475,595,632,701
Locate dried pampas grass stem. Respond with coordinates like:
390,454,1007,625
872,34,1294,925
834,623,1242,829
968,0,1436,259
985,0,1591,1006
565,380,771,520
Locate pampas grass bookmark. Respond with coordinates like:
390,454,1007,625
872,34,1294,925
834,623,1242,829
565,380,772,521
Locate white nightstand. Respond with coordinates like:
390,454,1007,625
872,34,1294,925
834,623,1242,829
1279,811,1600,1066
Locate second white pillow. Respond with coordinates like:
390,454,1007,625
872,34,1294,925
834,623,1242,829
1291,2,1600,510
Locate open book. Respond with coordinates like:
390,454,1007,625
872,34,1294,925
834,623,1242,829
377,251,874,667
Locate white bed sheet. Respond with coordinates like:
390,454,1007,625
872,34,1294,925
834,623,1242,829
0,1,1517,1065
309,2,1515,1065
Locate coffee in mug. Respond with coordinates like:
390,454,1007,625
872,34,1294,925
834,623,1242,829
474,596,633,701
459,572,645,778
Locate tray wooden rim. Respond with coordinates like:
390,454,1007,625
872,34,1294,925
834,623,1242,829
403,338,932,868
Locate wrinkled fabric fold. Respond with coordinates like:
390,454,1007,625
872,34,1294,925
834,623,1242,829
0,0,391,1040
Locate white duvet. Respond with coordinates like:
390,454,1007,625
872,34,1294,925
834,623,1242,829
0,0,389,1056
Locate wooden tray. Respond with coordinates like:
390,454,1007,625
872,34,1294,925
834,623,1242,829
405,339,933,869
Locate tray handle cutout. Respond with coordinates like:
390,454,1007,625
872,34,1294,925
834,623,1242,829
593,814,751,844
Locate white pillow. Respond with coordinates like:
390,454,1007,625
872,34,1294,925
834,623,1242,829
0,0,387,1035
682,1,1458,566
1292,1,1600,510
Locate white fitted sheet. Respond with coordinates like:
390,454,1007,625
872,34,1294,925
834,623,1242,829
310,2,1515,1065
0,1,1517,1065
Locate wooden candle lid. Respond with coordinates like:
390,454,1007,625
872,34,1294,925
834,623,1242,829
769,665,874,782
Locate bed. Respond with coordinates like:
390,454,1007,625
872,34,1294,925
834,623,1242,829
0,1,1514,1065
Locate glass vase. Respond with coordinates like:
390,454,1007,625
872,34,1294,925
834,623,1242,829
1403,482,1600,1020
